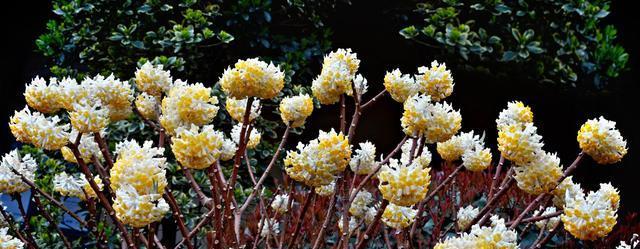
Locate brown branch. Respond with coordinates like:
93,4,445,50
164,189,194,249
508,210,563,226
360,89,387,110
311,181,340,249
182,168,212,208
33,194,72,249
489,156,505,198
532,222,562,248
339,95,347,133
355,200,389,249
462,175,515,231
93,132,114,170
286,189,316,249
0,203,31,246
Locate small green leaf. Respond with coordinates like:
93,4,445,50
502,51,517,61
217,30,234,43
399,26,419,39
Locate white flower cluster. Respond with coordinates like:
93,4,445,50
311,48,360,104
435,216,519,249
456,205,479,230
134,61,173,96
532,206,560,231
0,150,37,194
401,94,461,143
561,183,619,240
0,227,24,248
349,141,377,175
230,123,261,149
271,194,290,214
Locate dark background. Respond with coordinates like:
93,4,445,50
2,1,638,214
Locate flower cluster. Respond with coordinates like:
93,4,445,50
513,151,563,194
401,94,461,142
381,203,418,229
532,206,560,231
415,60,454,101
435,216,519,249
111,140,168,227
349,141,377,175
219,58,285,99
378,157,431,206
24,76,64,114
271,194,290,214
135,93,161,121
10,107,69,150
496,101,533,131
53,172,102,200
437,131,492,171
312,49,360,104
577,117,627,164
160,80,219,135
0,150,37,194
349,190,375,218
338,216,359,234
230,123,262,149
284,129,351,187
172,125,224,169
551,176,583,208
225,97,261,123
134,61,173,96
456,205,479,230
315,181,336,196
384,69,418,103
279,94,314,128
260,218,280,238
0,227,23,249
60,130,103,164
561,183,619,240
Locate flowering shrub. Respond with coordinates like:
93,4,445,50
0,48,633,248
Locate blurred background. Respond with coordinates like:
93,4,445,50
1,0,638,217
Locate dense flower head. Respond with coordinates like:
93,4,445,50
69,100,110,133
382,203,417,229
353,74,369,96
284,129,351,187
416,60,454,101
513,151,563,195
552,176,583,208
172,125,224,169
349,141,377,175
532,206,560,231
24,76,63,113
364,205,379,225
9,107,70,150
231,123,261,149
401,94,432,137
110,140,167,195
113,184,169,228
462,145,492,172
279,94,314,127
378,158,431,206
562,183,619,240
401,94,461,142
437,131,482,161
457,205,479,230
60,130,103,164
0,150,37,194
219,58,285,99
311,48,359,104
134,61,173,96
271,194,290,214
349,190,374,218
160,80,219,135
135,93,161,121
496,101,534,131
53,172,102,200
0,227,23,249
338,216,359,234
81,74,134,121
497,123,544,165
225,97,261,123
435,216,519,249
399,139,433,168
384,69,418,103
315,181,336,197
219,137,237,161
577,117,627,164
260,218,280,238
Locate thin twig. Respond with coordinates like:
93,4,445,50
164,189,194,249
32,194,73,249
286,189,316,249
360,89,387,110
355,200,389,249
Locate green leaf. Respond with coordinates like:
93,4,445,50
217,30,234,43
399,26,419,39
488,36,501,44
502,51,517,61
527,42,544,54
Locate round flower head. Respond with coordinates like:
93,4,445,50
384,69,419,103
457,205,479,230
172,125,224,169
437,131,483,161
226,97,261,123
231,123,262,149
113,184,169,228
160,80,219,135
9,107,70,150
0,150,37,194
53,172,102,200
57,77,85,110
598,183,621,210
562,183,619,240
382,203,417,229
577,117,627,164
462,143,492,172
134,61,172,96
315,181,336,197
552,176,583,208
350,141,377,175
513,151,563,195
135,93,161,121
423,101,462,143
279,94,314,127
349,190,374,218
219,137,237,161
219,58,285,99
416,60,454,101
338,216,359,234
69,99,110,133
436,216,519,249
284,129,351,187
260,218,280,238
82,74,134,121
0,227,24,249
399,139,433,168
353,74,369,96
496,101,533,131
401,94,432,137
378,158,431,206
497,123,544,165
271,194,290,214
24,76,63,113
60,130,103,164
532,206,560,231
311,48,360,104
110,140,167,195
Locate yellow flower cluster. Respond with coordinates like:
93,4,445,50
0,227,23,249
435,216,519,249
284,129,351,187
349,141,377,175
456,205,479,230
513,152,563,195
384,69,418,103
416,60,454,102
69,100,110,133
312,48,360,104
381,203,417,229
134,61,173,96
0,150,37,194
378,158,431,206
219,58,285,99
562,183,619,240
437,131,492,171
279,94,314,128
172,125,224,169
160,80,219,135
349,190,374,218
231,123,261,149
135,93,161,121
10,107,70,150
60,130,103,163
401,94,461,142
497,123,543,165
24,76,64,113
315,181,336,197
225,97,261,123
551,176,583,208
82,74,134,121
577,116,627,164
53,172,102,200
496,101,533,131
113,184,170,228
